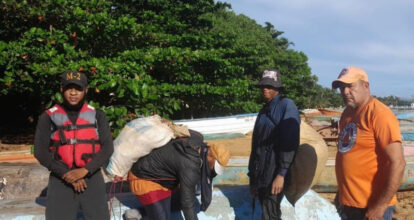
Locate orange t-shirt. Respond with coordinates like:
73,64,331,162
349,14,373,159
335,98,402,208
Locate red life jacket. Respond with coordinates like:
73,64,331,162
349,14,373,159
46,104,101,168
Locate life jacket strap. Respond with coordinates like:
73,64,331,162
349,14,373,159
57,123,96,131
81,139,97,162
50,139,99,148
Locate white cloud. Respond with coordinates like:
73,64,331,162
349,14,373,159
222,0,414,97
350,42,414,60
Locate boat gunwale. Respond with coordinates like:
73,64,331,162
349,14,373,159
173,113,258,123
226,155,414,167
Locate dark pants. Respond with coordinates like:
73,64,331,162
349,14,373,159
46,171,109,220
144,196,172,220
258,188,284,220
337,204,395,220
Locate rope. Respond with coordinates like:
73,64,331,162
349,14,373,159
108,180,117,219
128,176,176,182
119,180,124,220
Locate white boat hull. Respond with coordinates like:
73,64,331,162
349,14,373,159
174,113,257,135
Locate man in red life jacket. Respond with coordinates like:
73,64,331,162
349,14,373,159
34,71,114,220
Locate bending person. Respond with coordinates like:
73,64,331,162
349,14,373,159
129,130,230,220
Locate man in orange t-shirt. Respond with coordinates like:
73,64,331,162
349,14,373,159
332,66,406,220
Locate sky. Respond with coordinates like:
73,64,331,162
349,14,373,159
221,0,414,99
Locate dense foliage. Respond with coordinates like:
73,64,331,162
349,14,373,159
375,95,412,107
0,0,339,135
304,84,343,108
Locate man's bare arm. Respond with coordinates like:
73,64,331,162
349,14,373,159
365,142,406,220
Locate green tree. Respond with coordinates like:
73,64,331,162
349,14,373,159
0,0,331,135
375,95,411,106
205,8,319,108
311,85,343,108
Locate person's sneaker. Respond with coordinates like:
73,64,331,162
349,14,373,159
124,208,142,220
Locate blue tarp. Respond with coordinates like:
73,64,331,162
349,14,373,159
0,188,340,220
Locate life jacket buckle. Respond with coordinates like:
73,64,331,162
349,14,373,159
69,124,77,130
68,139,78,144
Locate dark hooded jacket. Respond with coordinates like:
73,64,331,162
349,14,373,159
248,94,300,190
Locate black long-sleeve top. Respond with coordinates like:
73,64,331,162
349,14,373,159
248,94,300,189
34,103,114,177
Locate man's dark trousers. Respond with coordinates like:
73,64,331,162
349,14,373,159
258,187,284,220
45,171,109,220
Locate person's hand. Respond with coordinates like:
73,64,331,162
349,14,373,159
113,175,123,182
72,179,87,193
63,168,89,184
365,203,388,220
271,175,284,195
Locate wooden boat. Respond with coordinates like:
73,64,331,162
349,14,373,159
302,108,342,118
398,113,414,120
399,112,414,142
398,113,414,137
175,112,414,192
402,133,414,141
174,109,411,139
313,143,414,193
317,108,342,116
214,146,414,193
174,113,257,135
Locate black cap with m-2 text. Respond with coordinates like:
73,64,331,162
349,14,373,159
60,71,88,89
